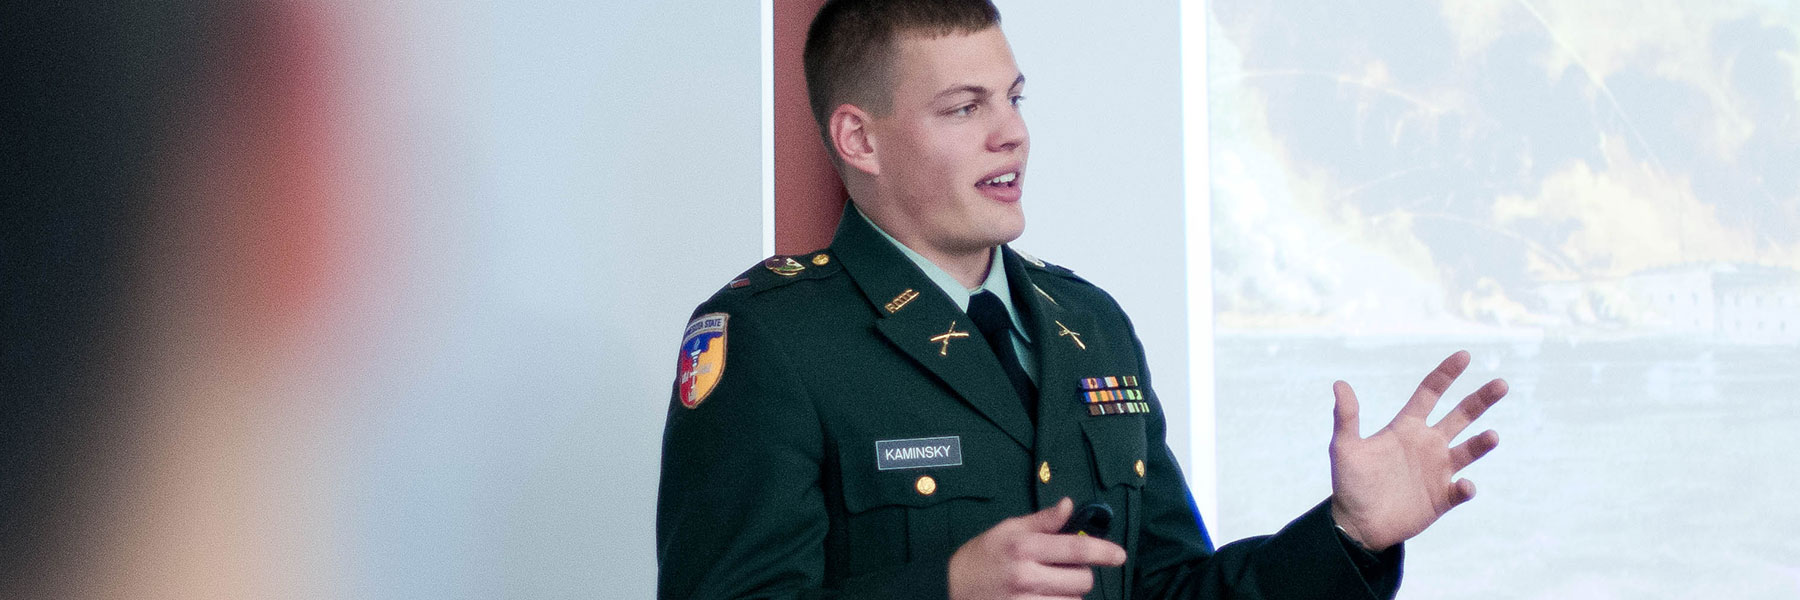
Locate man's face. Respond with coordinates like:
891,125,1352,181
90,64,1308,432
866,26,1029,257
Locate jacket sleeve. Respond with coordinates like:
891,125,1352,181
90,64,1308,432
1104,294,1404,600
655,304,954,600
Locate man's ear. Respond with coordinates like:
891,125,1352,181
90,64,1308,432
829,104,879,177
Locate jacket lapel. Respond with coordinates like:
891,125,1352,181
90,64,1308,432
1001,246,1101,426
831,207,1034,449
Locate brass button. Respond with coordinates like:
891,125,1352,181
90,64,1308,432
812,253,830,266
1038,461,1052,484
915,475,937,496
1134,459,1146,478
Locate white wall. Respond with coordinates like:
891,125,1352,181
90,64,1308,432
335,3,762,598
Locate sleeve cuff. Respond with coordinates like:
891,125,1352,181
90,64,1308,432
1331,518,1405,598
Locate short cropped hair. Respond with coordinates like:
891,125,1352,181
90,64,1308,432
803,0,1001,150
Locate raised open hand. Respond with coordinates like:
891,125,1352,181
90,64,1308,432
1328,350,1505,551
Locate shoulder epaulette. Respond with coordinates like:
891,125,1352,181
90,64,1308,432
716,250,844,295
1013,247,1088,284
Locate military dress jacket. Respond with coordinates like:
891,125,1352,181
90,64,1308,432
657,208,1400,600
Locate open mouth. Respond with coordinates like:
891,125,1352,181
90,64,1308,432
974,165,1024,202
976,171,1019,188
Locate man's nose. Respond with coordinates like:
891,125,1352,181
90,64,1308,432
988,105,1028,153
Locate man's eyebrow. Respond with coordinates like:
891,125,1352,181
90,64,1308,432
933,74,1027,102
933,84,990,102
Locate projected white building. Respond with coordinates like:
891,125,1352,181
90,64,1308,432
1532,262,1800,344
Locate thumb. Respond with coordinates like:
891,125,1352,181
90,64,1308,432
1024,497,1075,533
1331,380,1360,443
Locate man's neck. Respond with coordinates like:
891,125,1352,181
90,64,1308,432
852,203,994,289
915,245,992,290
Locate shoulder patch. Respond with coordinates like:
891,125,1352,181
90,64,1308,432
676,313,729,408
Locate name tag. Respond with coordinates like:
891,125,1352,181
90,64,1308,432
875,436,963,471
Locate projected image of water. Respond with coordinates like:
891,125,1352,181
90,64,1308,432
1214,336,1799,599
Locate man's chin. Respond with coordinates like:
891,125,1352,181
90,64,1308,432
979,220,1027,249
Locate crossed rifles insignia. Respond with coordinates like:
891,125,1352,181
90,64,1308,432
1055,320,1086,350
932,320,1086,355
930,322,971,356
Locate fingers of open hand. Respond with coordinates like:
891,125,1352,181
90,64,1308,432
1448,429,1499,471
1331,380,1360,442
1434,378,1507,438
1448,478,1478,507
1400,350,1470,419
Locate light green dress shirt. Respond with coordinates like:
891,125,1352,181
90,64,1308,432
855,206,1038,383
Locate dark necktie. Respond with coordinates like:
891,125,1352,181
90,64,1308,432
968,290,1038,418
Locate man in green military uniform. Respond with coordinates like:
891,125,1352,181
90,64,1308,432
657,1,1507,598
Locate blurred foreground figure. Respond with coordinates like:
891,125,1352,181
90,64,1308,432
5,3,346,598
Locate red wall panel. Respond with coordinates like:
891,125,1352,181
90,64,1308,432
773,0,845,255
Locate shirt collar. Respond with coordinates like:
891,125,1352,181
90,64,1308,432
855,205,1030,339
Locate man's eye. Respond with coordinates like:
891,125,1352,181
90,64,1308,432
1010,95,1026,107
951,104,977,116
